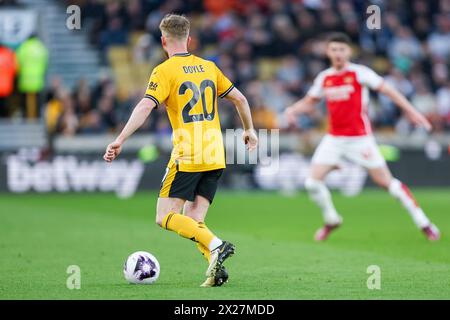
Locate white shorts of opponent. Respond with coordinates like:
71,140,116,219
311,134,386,169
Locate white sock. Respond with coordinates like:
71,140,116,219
388,178,430,228
208,237,222,251
305,178,341,225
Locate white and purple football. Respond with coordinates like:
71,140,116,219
123,251,160,284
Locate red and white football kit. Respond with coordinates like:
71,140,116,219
303,63,439,240
307,63,386,169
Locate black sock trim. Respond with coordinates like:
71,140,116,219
165,213,174,229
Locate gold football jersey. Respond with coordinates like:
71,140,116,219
144,53,234,172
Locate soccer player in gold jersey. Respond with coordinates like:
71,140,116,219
103,14,258,287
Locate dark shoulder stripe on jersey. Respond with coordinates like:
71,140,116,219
219,84,234,98
144,94,160,107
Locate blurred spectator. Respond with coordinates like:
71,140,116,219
0,44,17,117
44,89,65,134
436,81,450,129
125,0,146,31
0,0,19,5
427,14,450,59
16,35,48,118
78,80,118,133
16,35,48,94
59,91,78,136
388,26,424,71
155,114,172,137
44,77,65,133
99,17,128,51
251,98,279,130
276,55,304,95
204,0,235,16
80,0,104,19
411,80,441,130
378,68,414,126
97,83,118,131
132,33,165,64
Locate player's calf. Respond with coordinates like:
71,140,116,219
388,178,440,240
305,177,342,225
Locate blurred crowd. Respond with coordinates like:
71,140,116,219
3,0,450,136
0,35,48,118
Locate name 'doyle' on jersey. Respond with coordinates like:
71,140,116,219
6,155,144,198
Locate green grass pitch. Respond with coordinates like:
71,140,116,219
1,189,449,299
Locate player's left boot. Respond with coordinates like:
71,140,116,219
422,223,440,241
206,241,235,277
314,223,341,241
200,265,229,287
214,264,229,286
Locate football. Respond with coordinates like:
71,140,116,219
123,251,160,284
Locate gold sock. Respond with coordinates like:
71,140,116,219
196,222,211,262
196,243,211,263
162,212,215,248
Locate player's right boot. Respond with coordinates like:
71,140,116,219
422,223,440,241
314,222,342,241
206,241,235,277
200,265,229,287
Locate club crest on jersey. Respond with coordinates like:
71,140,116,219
344,76,354,84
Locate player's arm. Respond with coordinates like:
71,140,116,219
284,95,320,127
225,87,258,151
103,98,156,162
378,83,431,131
361,65,431,131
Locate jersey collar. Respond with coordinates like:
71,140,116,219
172,52,191,57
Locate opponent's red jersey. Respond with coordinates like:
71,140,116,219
307,63,384,136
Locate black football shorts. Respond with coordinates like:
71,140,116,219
159,165,224,203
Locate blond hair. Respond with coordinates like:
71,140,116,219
159,14,190,40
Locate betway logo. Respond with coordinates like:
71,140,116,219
7,155,144,198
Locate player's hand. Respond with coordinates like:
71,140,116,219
103,140,122,162
243,129,258,151
406,109,432,132
284,107,298,127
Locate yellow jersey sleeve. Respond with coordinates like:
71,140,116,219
215,64,234,98
144,66,170,107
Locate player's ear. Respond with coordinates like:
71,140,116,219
187,36,192,49
161,36,166,48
